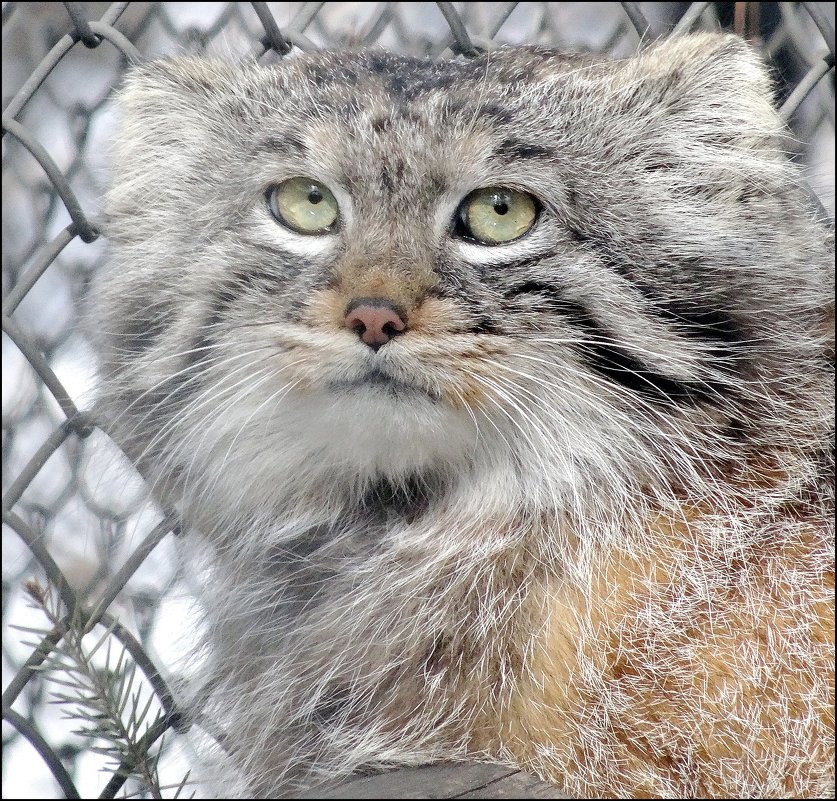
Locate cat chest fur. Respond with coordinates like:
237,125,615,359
200,483,832,799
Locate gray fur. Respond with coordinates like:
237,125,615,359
91,35,834,798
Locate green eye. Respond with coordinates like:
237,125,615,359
268,177,339,234
456,187,537,245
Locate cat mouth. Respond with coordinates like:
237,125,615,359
328,368,439,400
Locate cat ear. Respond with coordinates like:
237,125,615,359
594,33,795,196
617,33,781,146
108,56,234,180
116,57,236,125
108,58,240,218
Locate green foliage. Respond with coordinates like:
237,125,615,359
19,580,192,799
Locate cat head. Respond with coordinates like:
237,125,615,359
94,34,833,529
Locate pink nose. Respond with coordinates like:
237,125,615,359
344,299,407,351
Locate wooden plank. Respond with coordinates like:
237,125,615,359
457,768,574,798
300,763,573,799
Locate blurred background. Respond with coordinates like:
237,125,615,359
3,3,834,798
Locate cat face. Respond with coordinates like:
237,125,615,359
94,36,833,523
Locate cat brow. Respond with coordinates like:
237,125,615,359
491,137,553,161
252,134,308,158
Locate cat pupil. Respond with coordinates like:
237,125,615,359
494,201,509,215
308,187,323,204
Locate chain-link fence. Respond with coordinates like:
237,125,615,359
3,2,834,797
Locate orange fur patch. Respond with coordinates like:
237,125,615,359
499,510,835,798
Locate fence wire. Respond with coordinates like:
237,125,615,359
2,2,834,798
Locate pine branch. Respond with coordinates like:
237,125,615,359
21,580,192,799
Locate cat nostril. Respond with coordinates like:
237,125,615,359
344,299,407,351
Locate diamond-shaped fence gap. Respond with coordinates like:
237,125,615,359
2,333,41,423
14,266,76,352
77,430,148,522
805,123,836,218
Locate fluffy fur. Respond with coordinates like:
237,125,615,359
92,34,834,798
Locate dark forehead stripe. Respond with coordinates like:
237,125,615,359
370,107,423,132
478,104,516,125
282,48,549,108
302,61,360,87
361,50,495,98
252,133,308,158
493,138,552,161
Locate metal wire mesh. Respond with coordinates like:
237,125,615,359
3,2,834,797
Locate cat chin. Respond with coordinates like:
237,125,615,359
274,385,482,477
170,383,486,518
165,372,660,527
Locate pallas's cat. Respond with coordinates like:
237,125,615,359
92,34,834,798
